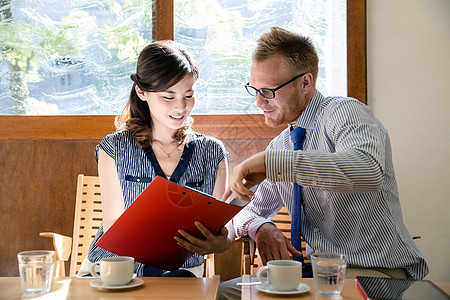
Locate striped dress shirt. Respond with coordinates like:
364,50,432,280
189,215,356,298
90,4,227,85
233,91,428,279
87,130,228,276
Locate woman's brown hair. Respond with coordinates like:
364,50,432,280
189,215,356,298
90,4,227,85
115,40,199,147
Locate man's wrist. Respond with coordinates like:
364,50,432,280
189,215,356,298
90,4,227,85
250,220,275,240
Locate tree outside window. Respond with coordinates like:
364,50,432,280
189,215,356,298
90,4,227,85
0,0,346,115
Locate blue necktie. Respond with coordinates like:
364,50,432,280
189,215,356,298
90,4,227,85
290,127,313,277
290,127,306,263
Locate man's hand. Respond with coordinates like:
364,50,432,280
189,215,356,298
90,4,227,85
225,151,267,202
255,223,303,265
174,222,233,255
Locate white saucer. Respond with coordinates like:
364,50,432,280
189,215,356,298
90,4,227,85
90,277,144,290
255,282,311,295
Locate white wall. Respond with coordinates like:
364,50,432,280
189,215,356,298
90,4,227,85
367,0,450,281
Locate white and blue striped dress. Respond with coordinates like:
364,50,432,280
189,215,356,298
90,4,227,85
233,91,428,280
87,130,228,276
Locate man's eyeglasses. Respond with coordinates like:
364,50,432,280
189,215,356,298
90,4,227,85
245,72,307,99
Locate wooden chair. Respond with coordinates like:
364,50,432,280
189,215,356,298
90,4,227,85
41,174,219,278
204,238,250,282
240,205,309,275
40,174,102,277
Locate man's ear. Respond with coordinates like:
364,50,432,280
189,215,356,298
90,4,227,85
135,85,147,101
302,73,314,90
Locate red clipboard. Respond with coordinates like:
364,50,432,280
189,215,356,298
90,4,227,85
96,176,247,270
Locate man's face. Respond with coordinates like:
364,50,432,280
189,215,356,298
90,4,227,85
250,55,308,128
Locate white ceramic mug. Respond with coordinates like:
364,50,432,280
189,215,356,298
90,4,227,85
90,256,134,286
256,260,302,291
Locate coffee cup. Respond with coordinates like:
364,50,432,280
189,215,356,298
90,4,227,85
90,256,134,286
256,260,302,291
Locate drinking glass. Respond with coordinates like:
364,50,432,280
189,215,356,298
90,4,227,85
17,250,55,296
311,252,347,297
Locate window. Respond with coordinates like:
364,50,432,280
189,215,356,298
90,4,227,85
1,0,348,115
0,0,153,115
0,0,366,140
176,0,347,114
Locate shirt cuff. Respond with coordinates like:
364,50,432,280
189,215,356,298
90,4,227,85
266,149,296,183
248,218,274,241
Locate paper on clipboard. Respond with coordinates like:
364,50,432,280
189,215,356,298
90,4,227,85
96,176,247,270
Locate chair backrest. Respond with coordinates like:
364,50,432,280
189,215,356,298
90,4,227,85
70,174,103,276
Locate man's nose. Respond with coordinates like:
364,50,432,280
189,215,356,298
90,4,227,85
255,93,268,108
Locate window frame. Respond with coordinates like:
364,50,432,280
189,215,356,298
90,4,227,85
0,0,366,141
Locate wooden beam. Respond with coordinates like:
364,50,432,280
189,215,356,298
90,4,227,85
0,114,282,141
0,116,115,141
347,0,367,104
153,0,174,41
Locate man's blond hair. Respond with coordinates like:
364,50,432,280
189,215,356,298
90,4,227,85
253,27,319,84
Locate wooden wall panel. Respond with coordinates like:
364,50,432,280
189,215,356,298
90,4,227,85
0,114,276,141
0,118,282,277
0,140,100,276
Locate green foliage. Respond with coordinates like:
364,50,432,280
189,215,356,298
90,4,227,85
0,0,153,114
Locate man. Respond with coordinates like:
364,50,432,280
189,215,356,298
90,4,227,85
219,27,428,299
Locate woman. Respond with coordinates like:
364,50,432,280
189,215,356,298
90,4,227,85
86,40,234,277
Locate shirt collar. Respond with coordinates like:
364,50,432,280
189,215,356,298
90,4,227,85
290,90,324,130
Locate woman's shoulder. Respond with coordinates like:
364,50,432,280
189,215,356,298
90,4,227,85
99,130,136,150
102,130,133,142
189,132,228,162
190,132,224,146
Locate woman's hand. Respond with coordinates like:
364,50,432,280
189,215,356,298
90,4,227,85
174,222,234,255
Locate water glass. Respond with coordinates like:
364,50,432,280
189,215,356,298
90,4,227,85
17,250,55,297
311,252,347,297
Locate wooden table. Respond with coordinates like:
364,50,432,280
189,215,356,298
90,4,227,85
241,275,450,300
0,276,220,300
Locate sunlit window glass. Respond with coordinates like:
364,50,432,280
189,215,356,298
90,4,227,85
0,0,346,115
0,0,152,115
175,0,347,114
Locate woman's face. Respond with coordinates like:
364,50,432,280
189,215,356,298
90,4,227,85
136,74,196,132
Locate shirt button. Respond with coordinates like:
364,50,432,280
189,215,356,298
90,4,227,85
313,228,319,233
137,178,140,182
312,180,317,186
277,173,283,179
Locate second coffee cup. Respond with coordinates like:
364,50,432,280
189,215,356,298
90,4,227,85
90,256,134,286
256,260,302,291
